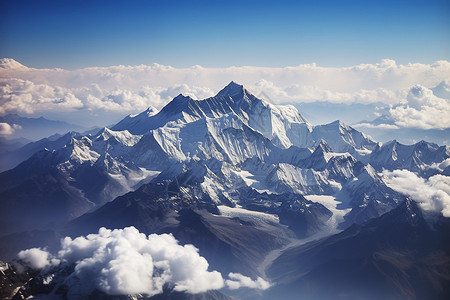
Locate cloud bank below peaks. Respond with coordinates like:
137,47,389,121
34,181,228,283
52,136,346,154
16,226,270,297
382,169,450,217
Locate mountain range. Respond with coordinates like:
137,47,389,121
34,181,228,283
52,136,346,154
0,114,87,141
0,82,449,299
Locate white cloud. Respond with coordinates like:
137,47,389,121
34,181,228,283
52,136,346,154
0,78,84,114
0,122,21,136
1,58,449,127
17,226,270,297
225,272,271,290
58,227,223,295
0,76,216,127
17,248,59,270
354,85,450,130
423,158,450,172
388,85,450,130
350,122,400,130
382,170,450,217
252,79,404,105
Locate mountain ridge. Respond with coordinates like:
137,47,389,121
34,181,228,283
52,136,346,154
1,82,447,238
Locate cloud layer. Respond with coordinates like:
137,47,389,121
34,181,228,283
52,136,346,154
17,226,270,297
1,58,450,128
382,170,450,217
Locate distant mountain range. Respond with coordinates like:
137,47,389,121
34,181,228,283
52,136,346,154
1,82,449,299
0,114,86,141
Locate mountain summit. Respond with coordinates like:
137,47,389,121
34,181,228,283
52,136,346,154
112,81,314,149
216,81,247,97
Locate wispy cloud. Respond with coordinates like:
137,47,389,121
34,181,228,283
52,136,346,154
226,272,271,290
353,123,399,130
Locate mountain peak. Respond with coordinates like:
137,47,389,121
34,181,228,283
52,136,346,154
432,80,450,100
144,105,158,117
377,197,426,227
0,58,28,70
216,81,246,98
329,120,346,128
313,139,332,153
173,93,193,101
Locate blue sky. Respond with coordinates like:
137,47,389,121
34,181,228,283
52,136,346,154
1,0,449,69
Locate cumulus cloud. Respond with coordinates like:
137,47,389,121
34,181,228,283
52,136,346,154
382,170,450,217
0,78,84,114
388,85,450,130
17,226,270,297
17,248,59,270
354,85,450,130
0,122,21,136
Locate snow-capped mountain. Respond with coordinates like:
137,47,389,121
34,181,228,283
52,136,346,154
113,82,313,150
1,82,447,238
1,81,450,300
368,139,450,175
0,131,81,172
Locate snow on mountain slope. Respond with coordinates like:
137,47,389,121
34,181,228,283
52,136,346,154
137,113,277,166
340,164,405,226
112,106,158,133
0,131,81,172
113,81,313,149
267,163,337,195
369,139,450,175
112,82,378,159
312,120,378,159
0,58,28,70
218,205,280,224
94,127,142,147
304,195,351,233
